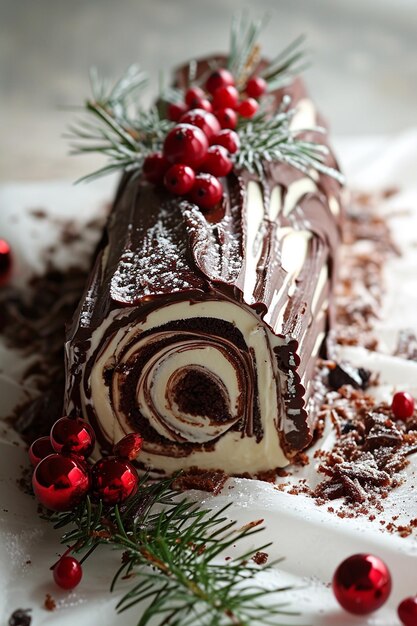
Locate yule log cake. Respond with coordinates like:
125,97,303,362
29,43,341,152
64,27,344,476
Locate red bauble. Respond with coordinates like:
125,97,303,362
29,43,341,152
50,417,95,458
391,391,415,420
190,174,223,210
143,152,169,184
32,454,90,511
246,75,267,98
0,239,12,287
185,86,205,107
163,124,209,168
28,436,55,467
398,596,417,626
332,554,391,615
202,145,233,177
179,109,221,141
167,102,187,122
205,68,235,95
53,556,82,590
91,457,138,505
164,164,196,195
212,85,239,111
238,98,259,119
113,433,143,461
212,129,240,154
215,108,237,130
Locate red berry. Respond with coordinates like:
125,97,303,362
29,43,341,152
164,164,196,195
215,108,237,130
185,86,205,107
238,98,259,118
212,85,239,111
202,146,233,177
0,239,12,287
189,97,213,113
28,436,55,467
190,174,223,210
246,75,267,98
113,433,143,461
32,454,90,511
92,457,138,505
332,554,391,615
398,596,417,626
212,129,240,154
205,68,235,95
167,102,187,122
143,152,169,184
179,109,221,141
391,391,415,420
163,123,208,168
53,556,82,590
50,417,95,458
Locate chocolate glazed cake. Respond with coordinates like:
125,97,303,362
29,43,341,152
64,55,343,476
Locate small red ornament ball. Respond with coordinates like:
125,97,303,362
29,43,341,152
332,554,392,615
50,417,95,458
398,596,417,626
203,145,233,177
28,436,55,467
391,391,415,420
0,239,12,286
32,454,90,511
205,68,235,95
238,98,259,119
180,109,221,141
190,174,223,210
164,164,196,195
245,75,267,99
212,129,240,154
113,433,143,461
163,123,209,168
143,152,169,184
53,556,82,590
92,457,138,505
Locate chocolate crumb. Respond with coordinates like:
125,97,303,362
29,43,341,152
252,551,268,565
43,594,56,611
8,609,32,626
172,469,228,495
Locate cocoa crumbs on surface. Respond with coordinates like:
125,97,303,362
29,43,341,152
43,594,56,611
252,551,269,565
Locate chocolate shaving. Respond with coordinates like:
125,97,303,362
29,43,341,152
172,469,228,495
8,609,32,626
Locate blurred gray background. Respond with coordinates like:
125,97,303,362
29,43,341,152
1,0,416,181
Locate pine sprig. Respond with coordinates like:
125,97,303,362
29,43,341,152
235,99,344,184
47,474,298,626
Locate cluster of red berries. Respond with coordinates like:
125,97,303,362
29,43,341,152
143,68,267,211
29,420,143,589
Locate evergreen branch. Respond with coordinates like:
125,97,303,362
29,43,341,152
261,35,309,90
235,103,345,184
47,474,299,626
228,13,266,84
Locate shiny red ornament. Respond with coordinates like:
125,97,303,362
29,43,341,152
238,98,259,119
32,454,90,511
215,108,237,130
212,85,239,111
28,436,55,467
391,391,415,420
50,417,95,458
185,86,205,107
163,124,209,168
202,145,233,177
53,556,82,590
212,129,240,154
167,102,187,122
113,433,143,461
179,109,221,141
0,239,12,287
190,174,223,210
143,152,169,184
164,164,196,195
246,75,267,98
205,68,235,95
91,457,138,505
398,596,417,626
332,553,391,615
